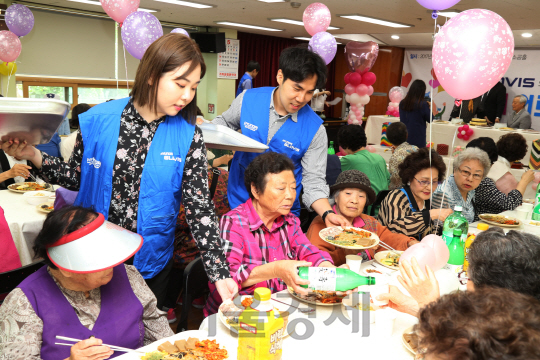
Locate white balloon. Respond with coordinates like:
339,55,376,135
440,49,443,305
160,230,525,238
345,94,351,103
390,102,399,107
359,95,370,105
349,113,356,120
350,93,361,105
352,119,360,125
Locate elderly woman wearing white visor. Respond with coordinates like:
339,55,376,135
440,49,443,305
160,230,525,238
0,206,173,360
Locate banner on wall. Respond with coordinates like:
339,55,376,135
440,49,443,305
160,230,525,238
217,39,239,79
402,49,540,130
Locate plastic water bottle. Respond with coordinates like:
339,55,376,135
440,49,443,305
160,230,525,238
441,206,469,245
297,267,375,292
328,141,336,155
532,183,540,221
446,229,465,275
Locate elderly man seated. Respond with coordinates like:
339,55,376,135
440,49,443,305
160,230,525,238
204,152,353,316
378,227,540,317
507,95,531,129
0,206,173,360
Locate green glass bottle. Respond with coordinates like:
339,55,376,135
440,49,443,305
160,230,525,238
441,206,469,245
297,267,375,292
532,183,540,221
327,141,335,155
446,229,465,275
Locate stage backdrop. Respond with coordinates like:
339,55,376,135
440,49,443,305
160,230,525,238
402,49,540,130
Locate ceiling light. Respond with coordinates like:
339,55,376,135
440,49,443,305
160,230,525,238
391,35,400,39
153,0,214,9
67,0,157,11
215,21,282,31
338,14,412,28
270,18,340,30
522,33,533,38
437,10,460,18
293,36,342,44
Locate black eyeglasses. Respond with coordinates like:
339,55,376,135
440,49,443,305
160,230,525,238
458,271,470,286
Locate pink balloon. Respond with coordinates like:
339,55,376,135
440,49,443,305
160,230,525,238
421,235,449,271
302,2,331,36
534,173,540,183
349,72,362,86
387,105,395,112
463,135,470,141
392,110,399,117
466,129,474,136
362,72,377,86
433,9,514,100
0,31,21,63
348,118,354,125
462,124,469,131
457,133,463,140
344,72,354,84
386,111,392,116
389,86,405,103
344,84,356,95
355,84,369,96
367,86,374,96
345,41,379,73
350,105,357,112
366,145,376,153
355,110,362,117
100,0,139,24
400,243,437,275
532,183,538,191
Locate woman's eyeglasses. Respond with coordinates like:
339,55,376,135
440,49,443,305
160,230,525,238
457,168,483,180
414,178,440,187
458,271,470,285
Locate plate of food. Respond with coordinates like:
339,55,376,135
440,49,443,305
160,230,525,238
478,214,521,228
8,182,51,193
498,127,515,131
433,120,449,124
36,202,54,214
402,325,419,355
287,286,345,306
218,296,290,338
374,251,403,270
318,226,380,250
140,330,229,360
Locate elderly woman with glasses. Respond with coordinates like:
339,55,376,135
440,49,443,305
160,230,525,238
378,148,451,240
431,147,491,223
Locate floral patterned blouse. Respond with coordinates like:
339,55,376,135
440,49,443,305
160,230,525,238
37,100,229,282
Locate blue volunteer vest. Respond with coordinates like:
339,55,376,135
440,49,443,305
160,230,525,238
228,87,323,216
75,97,195,279
236,73,252,97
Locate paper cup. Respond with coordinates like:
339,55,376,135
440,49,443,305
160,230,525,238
521,203,534,212
369,280,389,306
346,254,363,274
516,208,530,221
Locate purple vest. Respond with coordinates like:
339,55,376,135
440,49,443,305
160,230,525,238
18,265,145,360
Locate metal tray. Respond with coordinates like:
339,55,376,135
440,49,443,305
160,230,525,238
199,122,268,153
0,98,71,145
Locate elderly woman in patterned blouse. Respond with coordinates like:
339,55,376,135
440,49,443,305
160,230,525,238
0,207,173,360
0,34,237,308
466,138,534,216
432,147,491,223
204,152,355,316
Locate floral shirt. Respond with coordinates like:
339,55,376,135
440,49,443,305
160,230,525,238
388,142,418,190
38,100,229,282
432,175,477,223
0,265,173,360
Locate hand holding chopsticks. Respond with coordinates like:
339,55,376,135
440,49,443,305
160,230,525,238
55,335,144,357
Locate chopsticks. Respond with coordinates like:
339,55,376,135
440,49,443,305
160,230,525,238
27,172,53,192
377,240,402,256
55,336,144,354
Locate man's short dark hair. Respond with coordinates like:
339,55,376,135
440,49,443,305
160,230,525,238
386,122,408,146
247,60,260,72
337,125,367,152
466,137,498,164
279,45,327,89
244,152,295,199
468,227,540,301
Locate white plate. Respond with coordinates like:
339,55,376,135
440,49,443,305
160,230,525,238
478,214,521,228
287,286,343,306
318,226,380,250
8,182,52,193
360,264,389,277
374,251,404,271
36,202,54,214
402,325,418,355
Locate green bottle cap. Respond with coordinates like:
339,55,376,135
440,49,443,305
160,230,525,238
368,276,376,285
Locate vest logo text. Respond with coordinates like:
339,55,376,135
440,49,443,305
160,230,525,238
243,122,258,131
160,152,182,162
283,140,299,152
87,157,101,169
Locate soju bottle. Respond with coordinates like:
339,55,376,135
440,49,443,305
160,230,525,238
328,141,335,155
532,183,540,221
441,206,468,245
446,229,465,274
297,267,375,292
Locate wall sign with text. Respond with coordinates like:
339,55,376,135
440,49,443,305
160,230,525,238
217,39,239,79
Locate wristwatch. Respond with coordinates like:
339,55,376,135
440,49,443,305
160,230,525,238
322,209,335,223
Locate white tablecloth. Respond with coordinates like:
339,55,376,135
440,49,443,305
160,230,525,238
0,189,48,266
365,115,540,164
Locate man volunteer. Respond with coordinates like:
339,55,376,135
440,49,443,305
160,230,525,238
214,46,347,227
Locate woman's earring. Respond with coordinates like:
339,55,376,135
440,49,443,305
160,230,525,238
407,182,411,185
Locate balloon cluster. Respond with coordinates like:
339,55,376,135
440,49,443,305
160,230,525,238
531,172,540,191
457,124,473,141
0,4,35,74
303,3,337,65
100,0,163,60
386,86,405,117
400,234,450,274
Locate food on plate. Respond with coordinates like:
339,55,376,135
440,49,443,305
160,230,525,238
142,338,228,360
33,193,46,196
290,289,345,304
499,127,514,131
380,252,400,267
40,204,54,212
241,297,253,308
480,214,520,225
470,118,487,126
529,221,540,227
9,182,48,191
365,269,382,274
325,228,375,247
403,332,419,352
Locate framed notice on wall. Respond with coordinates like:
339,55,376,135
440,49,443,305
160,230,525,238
217,39,239,79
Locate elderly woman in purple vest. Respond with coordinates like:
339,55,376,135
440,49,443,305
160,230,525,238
1,34,237,309
0,206,173,360
204,152,356,316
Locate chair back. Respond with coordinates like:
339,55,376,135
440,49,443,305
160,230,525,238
176,257,209,333
369,190,390,216
0,261,45,305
